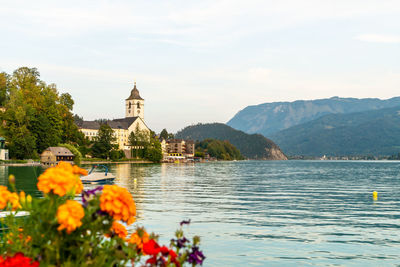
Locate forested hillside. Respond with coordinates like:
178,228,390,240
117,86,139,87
270,106,400,156
176,123,287,160
195,139,243,160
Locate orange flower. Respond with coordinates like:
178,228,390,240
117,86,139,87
100,185,136,225
127,229,150,252
106,221,128,239
37,161,86,196
0,186,21,210
57,200,85,233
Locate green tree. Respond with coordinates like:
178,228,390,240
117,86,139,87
110,149,125,161
195,139,243,160
2,89,37,159
160,128,169,140
128,131,138,158
128,125,149,158
91,124,116,159
0,67,83,159
0,72,10,106
59,93,74,111
144,135,162,162
59,143,82,165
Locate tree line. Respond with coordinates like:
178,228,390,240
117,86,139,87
0,67,85,159
0,67,163,163
91,123,162,163
195,139,243,160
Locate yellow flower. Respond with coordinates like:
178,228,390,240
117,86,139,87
57,200,84,233
106,221,127,239
37,162,86,196
127,229,150,252
0,186,10,209
0,186,21,210
100,185,136,225
19,191,26,203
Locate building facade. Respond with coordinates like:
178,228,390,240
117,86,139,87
161,139,195,160
78,83,150,150
41,147,74,167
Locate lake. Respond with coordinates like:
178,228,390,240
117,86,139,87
1,160,400,266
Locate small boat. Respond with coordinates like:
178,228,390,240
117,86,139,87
81,165,116,184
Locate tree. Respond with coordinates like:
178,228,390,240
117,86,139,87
110,149,125,161
2,89,37,159
160,128,169,140
0,72,10,106
144,135,162,162
59,93,74,111
128,131,138,158
195,139,243,160
128,125,149,158
91,124,116,159
0,67,84,159
73,114,84,125
59,143,82,165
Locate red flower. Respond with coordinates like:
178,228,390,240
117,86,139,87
159,246,169,255
0,253,39,267
143,239,160,255
142,240,180,266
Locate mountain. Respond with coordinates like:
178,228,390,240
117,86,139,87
227,96,400,136
175,123,287,160
269,106,400,156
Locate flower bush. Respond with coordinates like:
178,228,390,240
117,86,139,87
0,162,205,266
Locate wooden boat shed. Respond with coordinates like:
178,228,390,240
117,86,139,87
40,147,74,167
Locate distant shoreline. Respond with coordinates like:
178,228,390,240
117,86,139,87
81,160,153,164
0,162,41,167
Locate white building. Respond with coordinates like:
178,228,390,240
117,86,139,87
78,82,150,150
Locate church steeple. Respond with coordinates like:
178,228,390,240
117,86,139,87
125,82,144,119
126,81,144,101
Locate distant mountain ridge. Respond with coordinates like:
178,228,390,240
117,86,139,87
175,123,287,160
270,105,400,156
227,96,400,136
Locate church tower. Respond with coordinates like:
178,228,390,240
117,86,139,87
125,82,144,120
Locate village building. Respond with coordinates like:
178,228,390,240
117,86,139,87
161,139,195,160
77,82,150,151
41,147,74,167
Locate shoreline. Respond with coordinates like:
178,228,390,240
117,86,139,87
0,163,42,166
81,160,153,164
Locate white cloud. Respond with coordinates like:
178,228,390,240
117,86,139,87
355,34,400,43
2,0,400,47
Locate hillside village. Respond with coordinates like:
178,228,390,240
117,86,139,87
76,82,196,162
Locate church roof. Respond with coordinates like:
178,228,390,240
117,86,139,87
110,117,139,129
78,121,100,130
78,117,140,130
126,83,144,100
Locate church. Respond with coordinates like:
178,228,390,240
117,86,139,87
78,82,150,150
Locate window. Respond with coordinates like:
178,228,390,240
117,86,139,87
137,102,140,109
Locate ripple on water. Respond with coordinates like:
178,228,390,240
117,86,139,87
2,161,400,266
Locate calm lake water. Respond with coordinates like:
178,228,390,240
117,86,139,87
1,160,400,266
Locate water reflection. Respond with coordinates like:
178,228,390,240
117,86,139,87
2,161,400,266
0,166,42,196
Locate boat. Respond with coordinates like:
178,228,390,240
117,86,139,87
80,165,116,184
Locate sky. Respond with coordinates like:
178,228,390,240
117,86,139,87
1,0,400,133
